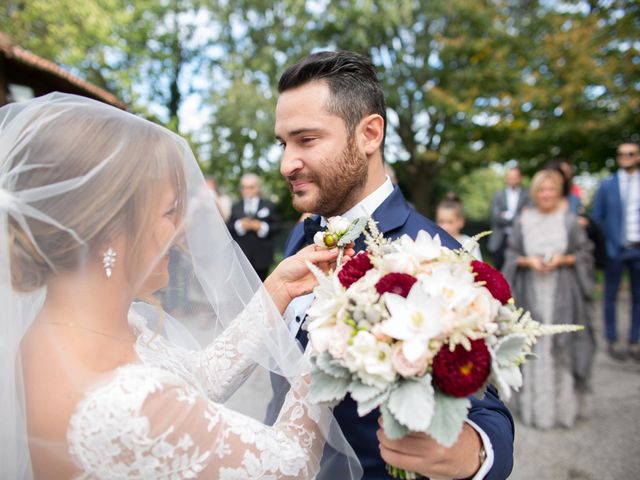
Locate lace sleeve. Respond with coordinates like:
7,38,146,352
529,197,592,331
188,292,269,402
135,292,278,403
68,365,325,480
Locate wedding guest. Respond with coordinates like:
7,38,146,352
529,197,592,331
502,169,595,429
591,141,640,362
267,50,514,480
545,159,583,215
436,192,483,260
228,173,280,280
545,160,607,269
487,167,529,270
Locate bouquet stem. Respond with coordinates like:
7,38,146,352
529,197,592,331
337,247,344,268
386,464,422,479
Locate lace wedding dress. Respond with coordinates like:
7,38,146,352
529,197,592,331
66,296,323,479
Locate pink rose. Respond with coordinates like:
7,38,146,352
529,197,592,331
391,342,429,378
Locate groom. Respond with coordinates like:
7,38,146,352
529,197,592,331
267,50,514,479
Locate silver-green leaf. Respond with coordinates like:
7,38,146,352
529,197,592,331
426,390,471,447
350,380,384,403
493,333,528,366
387,376,435,432
337,216,368,246
316,351,351,379
380,402,409,439
309,368,350,404
356,388,391,417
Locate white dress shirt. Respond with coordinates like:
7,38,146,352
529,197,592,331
618,170,640,244
234,197,270,238
504,187,521,221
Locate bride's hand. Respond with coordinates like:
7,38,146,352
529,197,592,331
264,244,355,314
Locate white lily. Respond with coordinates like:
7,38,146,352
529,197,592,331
306,261,348,330
396,230,444,262
418,262,477,311
379,284,446,362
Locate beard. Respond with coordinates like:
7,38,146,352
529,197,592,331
287,137,369,217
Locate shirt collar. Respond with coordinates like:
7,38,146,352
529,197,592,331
320,177,394,226
619,169,638,180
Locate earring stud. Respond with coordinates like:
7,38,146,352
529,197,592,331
103,247,116,278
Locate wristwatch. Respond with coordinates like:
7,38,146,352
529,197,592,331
478,444,487,465
457,445,487,480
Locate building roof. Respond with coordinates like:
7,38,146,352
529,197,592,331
0,33,126,109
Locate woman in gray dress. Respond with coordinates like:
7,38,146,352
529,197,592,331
502,169,595,429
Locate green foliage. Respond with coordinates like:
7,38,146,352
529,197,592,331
5,0,638,218
2,0,212,131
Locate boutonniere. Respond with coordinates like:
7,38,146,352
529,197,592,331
256,207,270,218
313,215,368,266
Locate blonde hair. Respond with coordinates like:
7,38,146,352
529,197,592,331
8,103,186,292
529,169,563,206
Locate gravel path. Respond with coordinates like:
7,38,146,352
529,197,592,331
511,289,640,479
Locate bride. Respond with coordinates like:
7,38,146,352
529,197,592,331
0,93,361,479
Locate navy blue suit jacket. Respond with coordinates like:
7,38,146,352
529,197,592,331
591,172,640,259
274,187,514,479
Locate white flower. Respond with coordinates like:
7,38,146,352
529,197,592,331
379,285,446,362
306,261,348,353
327,320,353,359
397,230,444,262
418,262,476,310
379,251,419,274
313,230,326,246
344,331,396,389
308,324,335,354
326,216,351,235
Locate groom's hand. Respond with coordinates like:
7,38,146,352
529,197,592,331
377,420,483,480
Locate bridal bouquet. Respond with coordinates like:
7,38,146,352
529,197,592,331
306,219,580,477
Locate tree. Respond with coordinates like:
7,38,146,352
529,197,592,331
2,0,214,133
4,1,637,216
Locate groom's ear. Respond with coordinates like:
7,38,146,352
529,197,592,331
358,114,384,156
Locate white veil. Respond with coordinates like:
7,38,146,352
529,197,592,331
0,93,361,479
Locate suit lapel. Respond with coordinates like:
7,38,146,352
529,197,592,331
284,221,309,257
357,187,411,251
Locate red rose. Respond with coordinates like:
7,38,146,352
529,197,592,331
375,272,417,298
338,252,373,288
471,260,512,304
432,339,491,397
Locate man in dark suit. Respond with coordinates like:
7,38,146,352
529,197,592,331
268,50,514,479
228,173,279,280
592,142,640,362
487,167,529,270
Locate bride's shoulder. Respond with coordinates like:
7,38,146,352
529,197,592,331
67,363,211,477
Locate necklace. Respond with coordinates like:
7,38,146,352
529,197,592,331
40,321,133,342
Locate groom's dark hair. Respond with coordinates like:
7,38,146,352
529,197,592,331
278,50,387,150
